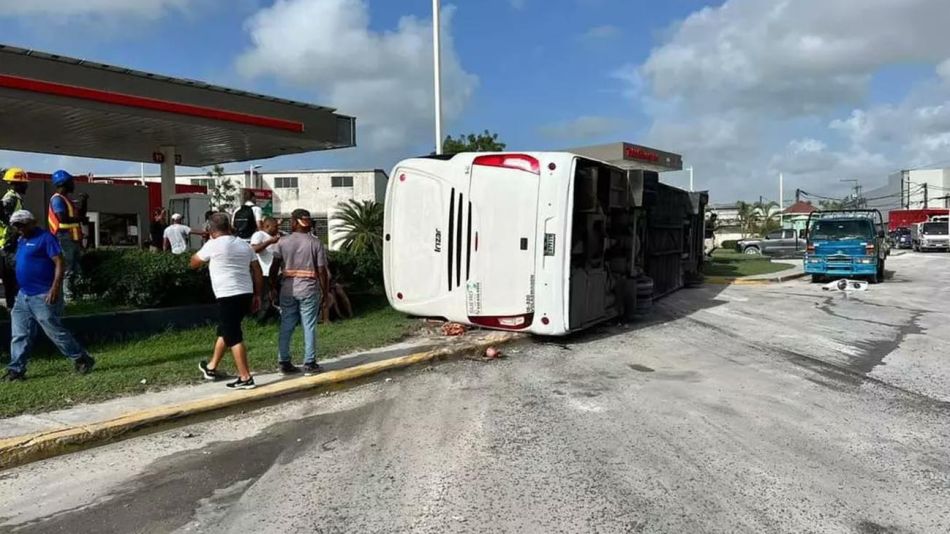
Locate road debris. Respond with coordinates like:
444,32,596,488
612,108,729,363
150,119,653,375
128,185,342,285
442,322,468,336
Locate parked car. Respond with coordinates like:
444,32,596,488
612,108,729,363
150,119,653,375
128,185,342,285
889,227,912,249
735,229,805,256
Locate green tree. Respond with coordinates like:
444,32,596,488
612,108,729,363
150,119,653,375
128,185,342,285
206,164,237,212
818,199,846,210
753,200,781,234
735,201,759,236
332,199,385,257
442,130,506,154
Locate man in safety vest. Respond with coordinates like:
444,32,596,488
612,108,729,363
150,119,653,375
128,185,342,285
48,170,88,299
0,167,29,308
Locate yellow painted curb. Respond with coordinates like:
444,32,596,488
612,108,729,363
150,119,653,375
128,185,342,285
704,272,806,286
0,332,519,470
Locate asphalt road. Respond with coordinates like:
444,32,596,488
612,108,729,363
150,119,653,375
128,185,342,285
1,252,949,533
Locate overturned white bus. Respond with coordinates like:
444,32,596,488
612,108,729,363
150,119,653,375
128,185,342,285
383,144,708,336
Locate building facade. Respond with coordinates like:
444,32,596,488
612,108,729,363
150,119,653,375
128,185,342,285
863,168,950,213
112,169,389,249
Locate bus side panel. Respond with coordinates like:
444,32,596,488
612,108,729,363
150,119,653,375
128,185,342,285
526,154,574,335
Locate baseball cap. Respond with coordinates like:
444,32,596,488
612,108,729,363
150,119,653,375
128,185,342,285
9,210,34,225
291,208,312,227
171,213,183,221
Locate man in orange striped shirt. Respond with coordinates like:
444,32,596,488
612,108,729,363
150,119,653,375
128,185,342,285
270,209,329,376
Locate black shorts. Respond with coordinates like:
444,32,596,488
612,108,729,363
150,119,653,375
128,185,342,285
217,294,252,347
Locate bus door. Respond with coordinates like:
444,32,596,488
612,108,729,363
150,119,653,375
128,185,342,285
467,154,541,329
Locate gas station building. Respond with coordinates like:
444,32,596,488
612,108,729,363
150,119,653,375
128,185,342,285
0,43,355,246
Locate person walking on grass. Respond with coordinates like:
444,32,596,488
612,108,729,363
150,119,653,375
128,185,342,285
270,209,329,376
190,212,264,390
2,210,94,382
250,217,280,324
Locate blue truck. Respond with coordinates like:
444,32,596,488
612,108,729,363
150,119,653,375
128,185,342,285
804,209,888,283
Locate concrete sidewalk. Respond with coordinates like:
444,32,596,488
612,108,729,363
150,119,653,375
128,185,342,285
0,330,519,468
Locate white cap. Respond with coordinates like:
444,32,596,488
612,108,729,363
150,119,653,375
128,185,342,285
9,210,34,225
171,213,183,221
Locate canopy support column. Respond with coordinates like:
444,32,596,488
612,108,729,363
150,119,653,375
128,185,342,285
159,145,176,210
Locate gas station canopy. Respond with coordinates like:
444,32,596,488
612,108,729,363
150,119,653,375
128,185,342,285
0,44,356,167
568,142,683,173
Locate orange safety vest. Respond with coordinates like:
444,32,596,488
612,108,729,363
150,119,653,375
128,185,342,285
48,193,83,241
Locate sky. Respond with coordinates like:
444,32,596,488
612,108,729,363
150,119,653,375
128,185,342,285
2,0,950,203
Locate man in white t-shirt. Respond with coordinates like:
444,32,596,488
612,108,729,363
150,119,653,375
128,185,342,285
250,217,280,324
162,213,192,255
189,212,264,390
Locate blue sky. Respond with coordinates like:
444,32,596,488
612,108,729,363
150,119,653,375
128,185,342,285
3,0,950,202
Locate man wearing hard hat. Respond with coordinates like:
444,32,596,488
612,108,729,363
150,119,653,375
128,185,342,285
0,167,29,308
48,170,89,299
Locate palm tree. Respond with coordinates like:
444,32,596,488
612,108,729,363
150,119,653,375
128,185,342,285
735,201,759,236
753,200,782,234
332,199,384,256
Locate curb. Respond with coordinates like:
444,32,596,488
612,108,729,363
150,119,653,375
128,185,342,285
0,332,520,470
705,271,807,286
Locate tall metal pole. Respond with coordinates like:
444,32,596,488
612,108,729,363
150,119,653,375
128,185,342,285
779,172,784,228
688,166,694,192
432,0,444,155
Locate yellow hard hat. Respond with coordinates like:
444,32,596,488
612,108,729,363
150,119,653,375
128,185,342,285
2,167,28,183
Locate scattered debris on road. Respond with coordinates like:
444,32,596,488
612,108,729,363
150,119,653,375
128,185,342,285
442,322,469,336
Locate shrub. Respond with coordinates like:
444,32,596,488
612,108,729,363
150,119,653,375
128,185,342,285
720,240,738,250
328,249,383,295
76,249,214,308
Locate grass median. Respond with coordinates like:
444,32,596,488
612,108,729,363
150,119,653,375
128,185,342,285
0,299,415,418
704,249,792,278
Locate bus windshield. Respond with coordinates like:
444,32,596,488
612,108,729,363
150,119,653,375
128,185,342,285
810,219,873,241
922,222,949,235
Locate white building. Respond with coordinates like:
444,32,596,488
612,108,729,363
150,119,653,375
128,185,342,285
707,202,744,244
863,168,950,212
110,169,389,249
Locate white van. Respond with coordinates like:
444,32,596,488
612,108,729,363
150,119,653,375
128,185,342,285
384,151,705,336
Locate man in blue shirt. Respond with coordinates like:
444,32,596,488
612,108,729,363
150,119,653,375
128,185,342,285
2,210,95,381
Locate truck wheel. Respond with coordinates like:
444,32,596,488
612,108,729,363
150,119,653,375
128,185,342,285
812,275,826,283
743,246,760,255
877,260,885,281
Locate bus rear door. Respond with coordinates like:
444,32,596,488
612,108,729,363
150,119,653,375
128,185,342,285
467,154,541,330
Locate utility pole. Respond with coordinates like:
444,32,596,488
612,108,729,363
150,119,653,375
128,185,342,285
795,188,801,203
779,172,784,228
923,183,928,208
904,170,911,209
432,0,444,155
687,166,694,192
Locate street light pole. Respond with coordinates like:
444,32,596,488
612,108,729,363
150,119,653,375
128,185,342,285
687,166,694,192
432,0,444,155
779,172,784,228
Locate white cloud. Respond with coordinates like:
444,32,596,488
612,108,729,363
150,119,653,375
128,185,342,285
539,116,622,141
620,0,950,201
640,0,950,116
0,0,194,19
236,0,477,164
509,0,527,10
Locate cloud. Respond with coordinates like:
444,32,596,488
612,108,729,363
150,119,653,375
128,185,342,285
0,0,194,19
617,0,950,201
581,25,620,41
640,0,950,116
539,116,623,142
236,0,477,165
509,0,527,9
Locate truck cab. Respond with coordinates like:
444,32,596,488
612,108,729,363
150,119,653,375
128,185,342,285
804,210,887,283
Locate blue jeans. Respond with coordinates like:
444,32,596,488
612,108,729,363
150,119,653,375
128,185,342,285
278,293,320,365
8,291,88,375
